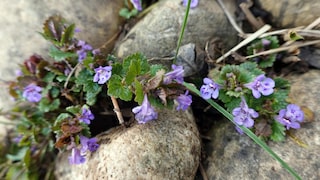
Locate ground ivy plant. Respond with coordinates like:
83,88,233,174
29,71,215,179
0,0,304,179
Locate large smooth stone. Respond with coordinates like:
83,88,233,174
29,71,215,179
115,0,238,58
0,0,124,137
55,108,201,179
204,70,320,179
257,0,320,28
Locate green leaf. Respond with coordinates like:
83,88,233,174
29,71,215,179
42,72,56,83
60,24,75,45
5,165,28,180
23,149,31,168
6,147,28,162
107,75,132,101
50,87,60,98
239,62,264,77
119,8,131,19
84,81,102,105
48,46,77,61
111,63,123,76
123,53,150,84
150,64,165,76
38,99,60,112
270,121,286,142
224,97,241,112
134,79,144,104
289,31,304,41
66,105,81,115
55,113,72,124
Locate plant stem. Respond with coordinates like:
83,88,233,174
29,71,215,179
111,96,124,124
174,0,192,63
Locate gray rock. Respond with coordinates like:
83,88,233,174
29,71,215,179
204,70,320,179
55,108,201,179
115,0,238,59
257,0,320,28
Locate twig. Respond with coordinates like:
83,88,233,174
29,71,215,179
216,24,271,63
111,96,124,124
305,17,320,30
64,63,80,89
239,1,265,30
205,41,214,62
245,40,320,59
216,0,245,36
199,162,209,180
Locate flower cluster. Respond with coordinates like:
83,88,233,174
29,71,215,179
275,104,304,130
130,0,142,11
182,0,199,8
232,97,259,134
93,66,112,84
244,74,275,99
77,40,93,62
176,91,192,111
163,64,184,84
132,94,158,124
200,78,220,99
22,84,43,102
79,106,95,124
68,136,99,165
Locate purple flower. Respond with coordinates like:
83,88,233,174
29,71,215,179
132,94,158,124
93,66,112,84
182,0,199,8
77,40,93,62
200,78,220,99
80,136,99,153
176,90,192,111
163,64,184,85
244,74,275,99
130,0,142,11
68,147,86,165
262,39,271,46
79,107,94,124
92,49,100,56
13,135,23,143
232,97,258,128
22,84,42,102
275,104,304,130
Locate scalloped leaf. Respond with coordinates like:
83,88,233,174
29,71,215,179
270,121,286,142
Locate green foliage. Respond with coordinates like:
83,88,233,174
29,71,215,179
107,75,133,101
270,121,286,142
119,8,138,19
76,69,102,105
49,46,77,61
247,36,279,68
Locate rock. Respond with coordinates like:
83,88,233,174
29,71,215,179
256,0,320,28
0,0,124,137
204,70,320,179
55,108,201,179
115,0,238,59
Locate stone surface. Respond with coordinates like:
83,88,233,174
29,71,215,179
204,70,320,179
55,108,201,179
257,0,320,28
0,0,124,137
115,0,238,59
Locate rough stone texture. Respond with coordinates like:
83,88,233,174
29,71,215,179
55,108,201,179
115,0,238,59
204,70,320,180
257,0,320,28
0,0,124,137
